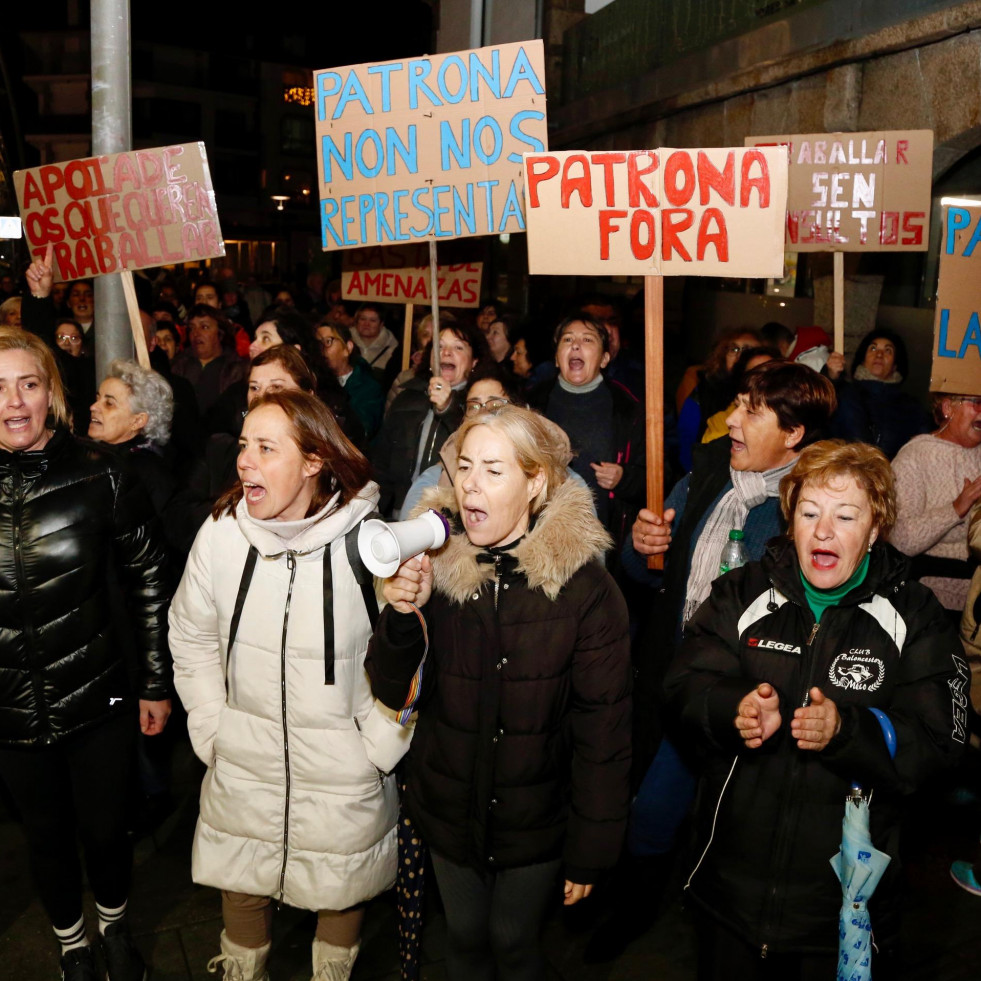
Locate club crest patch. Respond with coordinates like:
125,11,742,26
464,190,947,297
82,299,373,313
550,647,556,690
829,652,884,692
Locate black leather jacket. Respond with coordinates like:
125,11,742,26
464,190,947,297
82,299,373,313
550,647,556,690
0,429,171,747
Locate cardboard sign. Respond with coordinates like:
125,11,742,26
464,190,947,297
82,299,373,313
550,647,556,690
930,203,981,396
342,245,482,307
745,131,933,252
314,41,548,251
14,143,224,282
522,146,788,277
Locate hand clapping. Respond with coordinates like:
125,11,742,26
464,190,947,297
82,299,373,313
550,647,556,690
735,682,782,748
791,687,840,751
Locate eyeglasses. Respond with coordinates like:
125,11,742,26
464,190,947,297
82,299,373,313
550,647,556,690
320,336,338,348
465,397,510,415
952,396,981,408
56,333,82,344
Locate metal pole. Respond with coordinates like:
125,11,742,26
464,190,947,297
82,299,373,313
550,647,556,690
469,0,484,48
91,0,133,379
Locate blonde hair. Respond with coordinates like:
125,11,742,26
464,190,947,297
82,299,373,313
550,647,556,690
453,405,572,515
779,439,896,538
0,327,71,429
0,296,22,325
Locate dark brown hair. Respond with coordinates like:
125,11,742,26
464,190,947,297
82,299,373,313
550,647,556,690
703,326,764,378
187,303,231,344
251,344,316,392
552,314,609,354
212,390,374,520
738,360,837,449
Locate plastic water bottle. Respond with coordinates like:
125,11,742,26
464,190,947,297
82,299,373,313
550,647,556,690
719,529,747,576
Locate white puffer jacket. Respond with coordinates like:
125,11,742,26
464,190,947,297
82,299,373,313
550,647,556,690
170,484,412,911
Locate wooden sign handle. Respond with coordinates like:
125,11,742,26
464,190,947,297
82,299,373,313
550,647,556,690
833,251,844,354
429,240,441,373
401,303,414,372
120,270,151,369
645,276,665,572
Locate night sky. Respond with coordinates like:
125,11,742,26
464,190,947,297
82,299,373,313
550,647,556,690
0,1,435,174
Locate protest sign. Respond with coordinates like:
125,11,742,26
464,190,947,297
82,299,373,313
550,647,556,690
930,202,981,396
745,131,933,252
522,146,788,278
314,41,547,251
14,143,224,282
523,145,788,572
342,245,482,307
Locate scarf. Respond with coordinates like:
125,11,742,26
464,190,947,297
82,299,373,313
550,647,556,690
682,457,797,624
854,364,902,384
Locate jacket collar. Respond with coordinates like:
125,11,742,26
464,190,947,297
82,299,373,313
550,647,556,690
235,481,380,558
414,479,611,605
0,427,72,478
762,536,910,608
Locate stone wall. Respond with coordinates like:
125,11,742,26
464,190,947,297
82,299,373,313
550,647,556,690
553,0,981,176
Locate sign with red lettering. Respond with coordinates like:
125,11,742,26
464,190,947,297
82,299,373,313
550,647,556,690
930,202,981,396
342,245,482,307
13,142,224,281
522,147,787,277
745,131,933,251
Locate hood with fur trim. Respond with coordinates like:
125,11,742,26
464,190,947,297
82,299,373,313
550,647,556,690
413,478,611,604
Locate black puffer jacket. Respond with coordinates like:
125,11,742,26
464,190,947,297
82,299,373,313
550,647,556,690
366,481,632,882
665,539,966,954
370,376,466,517
0,429,171,747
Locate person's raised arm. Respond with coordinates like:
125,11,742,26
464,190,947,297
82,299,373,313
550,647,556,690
21,244,57,348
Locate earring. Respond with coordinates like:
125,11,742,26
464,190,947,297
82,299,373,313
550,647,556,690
867,541,873,552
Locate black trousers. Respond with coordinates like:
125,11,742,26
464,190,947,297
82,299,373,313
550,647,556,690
695,911,896,981
0,713,136,929
430,852,562,981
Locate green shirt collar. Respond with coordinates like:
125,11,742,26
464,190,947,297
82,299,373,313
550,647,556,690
799,552,871,623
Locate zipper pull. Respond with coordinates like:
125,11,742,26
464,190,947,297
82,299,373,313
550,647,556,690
760,944,768,960
806,621,820,646
287,552,295,571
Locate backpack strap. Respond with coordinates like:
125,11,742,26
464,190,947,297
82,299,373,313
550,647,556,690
345,511,381,631
225,545,259,694
323,550,335,685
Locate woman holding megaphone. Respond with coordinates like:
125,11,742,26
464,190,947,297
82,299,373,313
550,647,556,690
169,390,412,981
367,405,632,981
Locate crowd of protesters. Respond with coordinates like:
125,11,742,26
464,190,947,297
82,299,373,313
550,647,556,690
0,257,978,981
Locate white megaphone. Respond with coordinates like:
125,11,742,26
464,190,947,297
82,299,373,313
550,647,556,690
358,509,450,578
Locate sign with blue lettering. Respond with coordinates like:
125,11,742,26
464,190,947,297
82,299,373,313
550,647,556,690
314,41,548,251
931,202,981,395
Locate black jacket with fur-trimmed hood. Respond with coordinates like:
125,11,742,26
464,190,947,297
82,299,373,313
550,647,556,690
366,479,632,882
664,538,966,954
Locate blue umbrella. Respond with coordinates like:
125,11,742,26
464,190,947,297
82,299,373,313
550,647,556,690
830,708,896,981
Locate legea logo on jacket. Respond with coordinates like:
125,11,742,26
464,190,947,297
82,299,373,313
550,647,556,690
829,653,884,692
747,637,802,654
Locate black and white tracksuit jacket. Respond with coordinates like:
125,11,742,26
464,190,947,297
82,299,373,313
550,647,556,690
664,538,967,955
